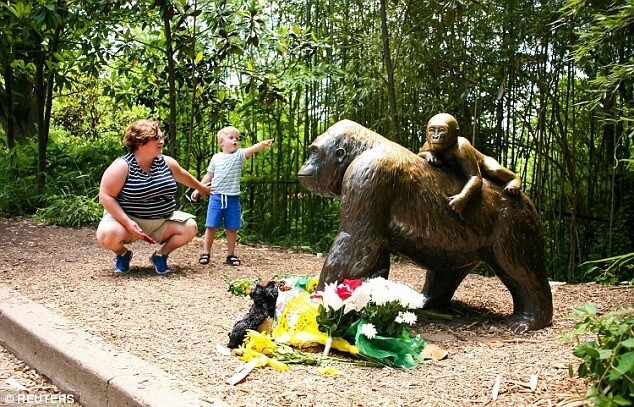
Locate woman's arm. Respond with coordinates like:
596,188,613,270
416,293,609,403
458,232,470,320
98,158,162,241
191,171,214,201
99,159,133,226
164,155,211,198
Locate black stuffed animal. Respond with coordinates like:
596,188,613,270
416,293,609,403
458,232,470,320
227,280,279,349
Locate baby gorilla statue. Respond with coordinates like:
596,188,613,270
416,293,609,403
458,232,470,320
227,280,279,349
419,113,522,213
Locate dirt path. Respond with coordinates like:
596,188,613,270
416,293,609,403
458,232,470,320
0,217,631,406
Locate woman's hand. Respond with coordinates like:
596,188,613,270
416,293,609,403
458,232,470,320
191,182,211,202
124,220,155,243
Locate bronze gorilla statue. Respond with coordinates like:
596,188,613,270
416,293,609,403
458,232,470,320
297,120,553,333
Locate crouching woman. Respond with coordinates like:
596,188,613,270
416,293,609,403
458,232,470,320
96,119,210,275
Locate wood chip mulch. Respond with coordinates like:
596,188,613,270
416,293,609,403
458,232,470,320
0,217,631,406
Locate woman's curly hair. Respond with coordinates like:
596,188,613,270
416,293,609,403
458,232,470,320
123,119,161,152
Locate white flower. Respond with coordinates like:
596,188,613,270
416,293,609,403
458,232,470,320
395,311,417,325
360,323,377,339
343,284,371,313
396,287,423,308
364,277,424,308
320,283,343,311
364,278,392,306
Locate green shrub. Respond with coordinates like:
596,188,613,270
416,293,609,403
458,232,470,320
564,302,634,406
0,145,44,215
0,128,121,221
34,192,103,227
582,253,634,286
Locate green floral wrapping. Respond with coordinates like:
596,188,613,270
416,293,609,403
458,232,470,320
350,321,427,369
293,276,314,289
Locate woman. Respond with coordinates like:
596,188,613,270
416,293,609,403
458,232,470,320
96,119,210,275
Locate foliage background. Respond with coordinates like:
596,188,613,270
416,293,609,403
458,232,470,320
0,0,632,284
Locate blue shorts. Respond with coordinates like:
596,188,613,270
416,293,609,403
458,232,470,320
206,194,242,230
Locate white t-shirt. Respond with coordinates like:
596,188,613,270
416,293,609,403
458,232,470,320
207,149,247,196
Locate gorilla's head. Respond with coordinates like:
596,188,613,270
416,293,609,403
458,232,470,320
297,120,382,198
425,113,460,153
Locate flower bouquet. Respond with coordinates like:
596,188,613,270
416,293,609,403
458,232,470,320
357,277,423,337
309,277,428,367
310,279,370,356
227,275,448,374
349,277,427,369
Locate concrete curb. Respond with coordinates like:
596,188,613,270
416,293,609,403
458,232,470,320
0,284,227,407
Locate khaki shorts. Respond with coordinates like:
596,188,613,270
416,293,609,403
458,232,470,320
101,210,195,244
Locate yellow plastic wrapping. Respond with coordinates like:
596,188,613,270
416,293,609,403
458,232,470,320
272,292,357,355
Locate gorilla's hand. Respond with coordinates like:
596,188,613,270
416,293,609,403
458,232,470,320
448,193,468,213
426,152,442,166
504,185,521,196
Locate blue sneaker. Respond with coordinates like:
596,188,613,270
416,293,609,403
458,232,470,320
150,252,173,275
114,250,132,274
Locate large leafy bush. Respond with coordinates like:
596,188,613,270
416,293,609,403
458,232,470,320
564,303,634,406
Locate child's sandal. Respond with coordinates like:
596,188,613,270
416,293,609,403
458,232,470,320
226,255,241,266
199,253,210,265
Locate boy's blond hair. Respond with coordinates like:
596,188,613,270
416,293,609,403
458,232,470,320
217,126,240,141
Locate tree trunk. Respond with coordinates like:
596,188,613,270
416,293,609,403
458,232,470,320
0,69,37,144
35,46,47,192
2,62,18,180
3,63,15,150
378,0,400,143
163,12,178,158
35,25,62,192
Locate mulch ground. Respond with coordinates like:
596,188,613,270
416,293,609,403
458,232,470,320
0,217,632,406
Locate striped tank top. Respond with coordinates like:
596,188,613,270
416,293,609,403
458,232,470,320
116,153,177,219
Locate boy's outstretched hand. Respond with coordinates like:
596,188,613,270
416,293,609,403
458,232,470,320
245,139,274,158
191,183,212,202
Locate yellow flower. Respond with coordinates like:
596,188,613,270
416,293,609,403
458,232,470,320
268,358,289,371
238,349,268,366
244,330,277,355
306,277,319,293
317,366,341,375
237,347,289,371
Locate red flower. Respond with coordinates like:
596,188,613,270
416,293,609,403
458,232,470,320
335,285,352,299
335,279,363,300
343,279,363,291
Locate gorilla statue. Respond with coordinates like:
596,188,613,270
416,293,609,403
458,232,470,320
297,120,553,333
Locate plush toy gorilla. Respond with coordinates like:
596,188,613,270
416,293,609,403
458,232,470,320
297,120,553,333
227,281,279,348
